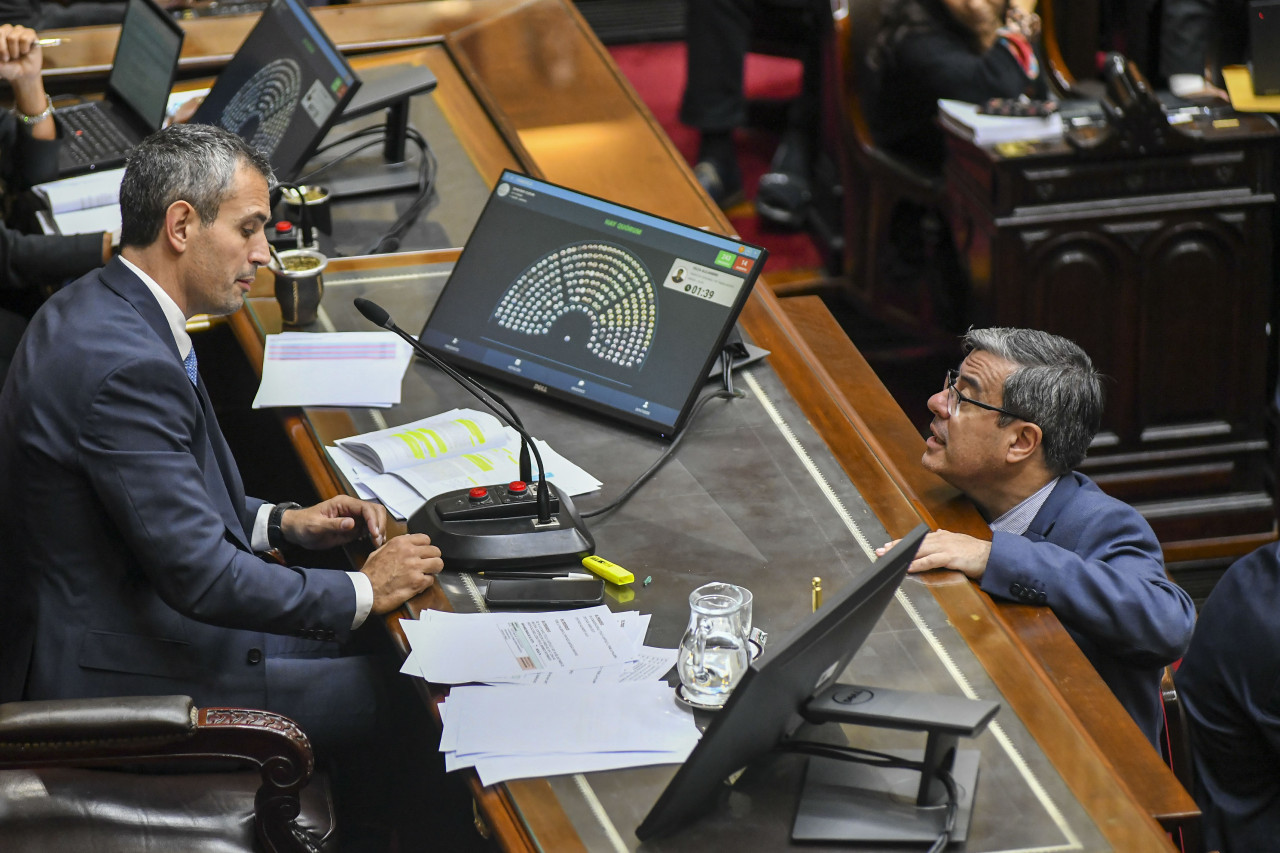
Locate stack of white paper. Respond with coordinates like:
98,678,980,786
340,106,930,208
325,407,600,519
937,98,1064,145
251,332,415,408
400,606,695,786
441,682,699,786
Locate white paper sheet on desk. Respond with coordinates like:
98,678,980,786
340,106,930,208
252,332,414,408
400,605,637,683
437,686,701,783
484,646,676,686
443,681,700,757
399,611,647,682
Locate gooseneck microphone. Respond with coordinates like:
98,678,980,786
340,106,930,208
354,296,548,521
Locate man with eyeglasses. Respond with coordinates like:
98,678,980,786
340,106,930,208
879,327,1195,749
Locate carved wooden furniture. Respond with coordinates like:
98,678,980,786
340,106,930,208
942,108,1280,571
0,694,334,852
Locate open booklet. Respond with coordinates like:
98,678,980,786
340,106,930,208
32,168,124,236
328,408,601,519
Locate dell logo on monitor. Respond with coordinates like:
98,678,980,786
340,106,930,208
533,383,549,393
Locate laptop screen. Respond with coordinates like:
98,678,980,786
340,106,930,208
418,170,768,437
107,0,185,131
190,0,359,181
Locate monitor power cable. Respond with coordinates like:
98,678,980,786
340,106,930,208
581,360,745,521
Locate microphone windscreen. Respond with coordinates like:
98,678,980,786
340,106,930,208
354,297,392,329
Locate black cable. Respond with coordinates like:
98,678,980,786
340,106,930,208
293,121,439,255
580,387,743,520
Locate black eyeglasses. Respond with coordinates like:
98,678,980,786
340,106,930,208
943,369,1034,423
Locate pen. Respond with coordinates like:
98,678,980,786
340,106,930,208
37,38,68,46
477,571,595,580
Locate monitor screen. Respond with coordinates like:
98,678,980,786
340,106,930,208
109,0,185,131
191,0,359,181
636,524,928,840
418,170,768,437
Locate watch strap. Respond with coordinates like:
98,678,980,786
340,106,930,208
267,502,302,550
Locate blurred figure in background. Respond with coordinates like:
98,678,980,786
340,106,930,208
0,23,112,381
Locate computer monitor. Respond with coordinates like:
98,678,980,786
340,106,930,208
190,0,359,181
109,0,185,133
418,170,768,438
636,524,928,840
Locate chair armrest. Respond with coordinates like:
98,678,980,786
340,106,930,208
0,695,319,853
0,694,197,749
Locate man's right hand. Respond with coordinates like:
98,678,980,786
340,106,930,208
361,533,443,614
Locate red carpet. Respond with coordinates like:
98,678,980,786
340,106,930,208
608,41,824,274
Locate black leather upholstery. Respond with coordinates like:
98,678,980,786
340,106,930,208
0,695,337,852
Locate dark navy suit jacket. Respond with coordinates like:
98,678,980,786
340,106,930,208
981,472,1196,747
1176,543,1280,853
0,258,356,708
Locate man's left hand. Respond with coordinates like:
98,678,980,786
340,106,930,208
280,495,388,551
905,529,992,580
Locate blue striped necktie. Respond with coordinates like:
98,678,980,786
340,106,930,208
183,348,198,387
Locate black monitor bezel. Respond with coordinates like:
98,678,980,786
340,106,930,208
636,524,928,840
190,0,360,181
417,169,768,439
107,0,186,131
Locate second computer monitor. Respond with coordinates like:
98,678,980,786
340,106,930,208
191,0,359,181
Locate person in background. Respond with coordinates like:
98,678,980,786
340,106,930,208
0,23,112,380
878,327,1195,749
1160,0,1245,101
863,0,1047,173
0,0,124,30
1175,542,1280,851
680,0,822,227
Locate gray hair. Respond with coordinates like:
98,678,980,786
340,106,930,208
119,124,274,248
964,327,1103,475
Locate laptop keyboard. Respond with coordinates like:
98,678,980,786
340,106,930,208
58,103,134,165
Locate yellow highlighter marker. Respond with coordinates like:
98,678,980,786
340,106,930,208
582,554,634,585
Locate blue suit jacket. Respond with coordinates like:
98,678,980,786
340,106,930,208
980,472,1196,747
0,258,357,706
1176,543,1280,853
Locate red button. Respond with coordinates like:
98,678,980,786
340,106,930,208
276,220,293,232
468,487,488,500
508,480,528,495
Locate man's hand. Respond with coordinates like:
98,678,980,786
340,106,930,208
876,529,992,580
361,533,443,613
280,495,388,551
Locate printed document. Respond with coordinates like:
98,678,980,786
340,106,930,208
251,331,414,408
400,605,637,684
327,408,600,517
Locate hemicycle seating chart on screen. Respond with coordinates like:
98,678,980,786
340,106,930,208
490,241,658,370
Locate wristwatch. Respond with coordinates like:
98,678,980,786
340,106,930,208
267,502,301,551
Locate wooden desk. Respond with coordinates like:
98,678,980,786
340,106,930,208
942,110,1280,572
73,0,1189,847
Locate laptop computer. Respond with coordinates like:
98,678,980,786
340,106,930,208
417,170,768,438
55,0,184,177
190,0,360,182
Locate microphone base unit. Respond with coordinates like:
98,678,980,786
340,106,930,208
409,481,595,570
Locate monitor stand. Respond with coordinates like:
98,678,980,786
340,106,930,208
308,63,439,199
792,683,999,845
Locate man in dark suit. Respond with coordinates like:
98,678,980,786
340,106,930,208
1175,542,1280,852
878,328,1195,748
0,123,447,849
